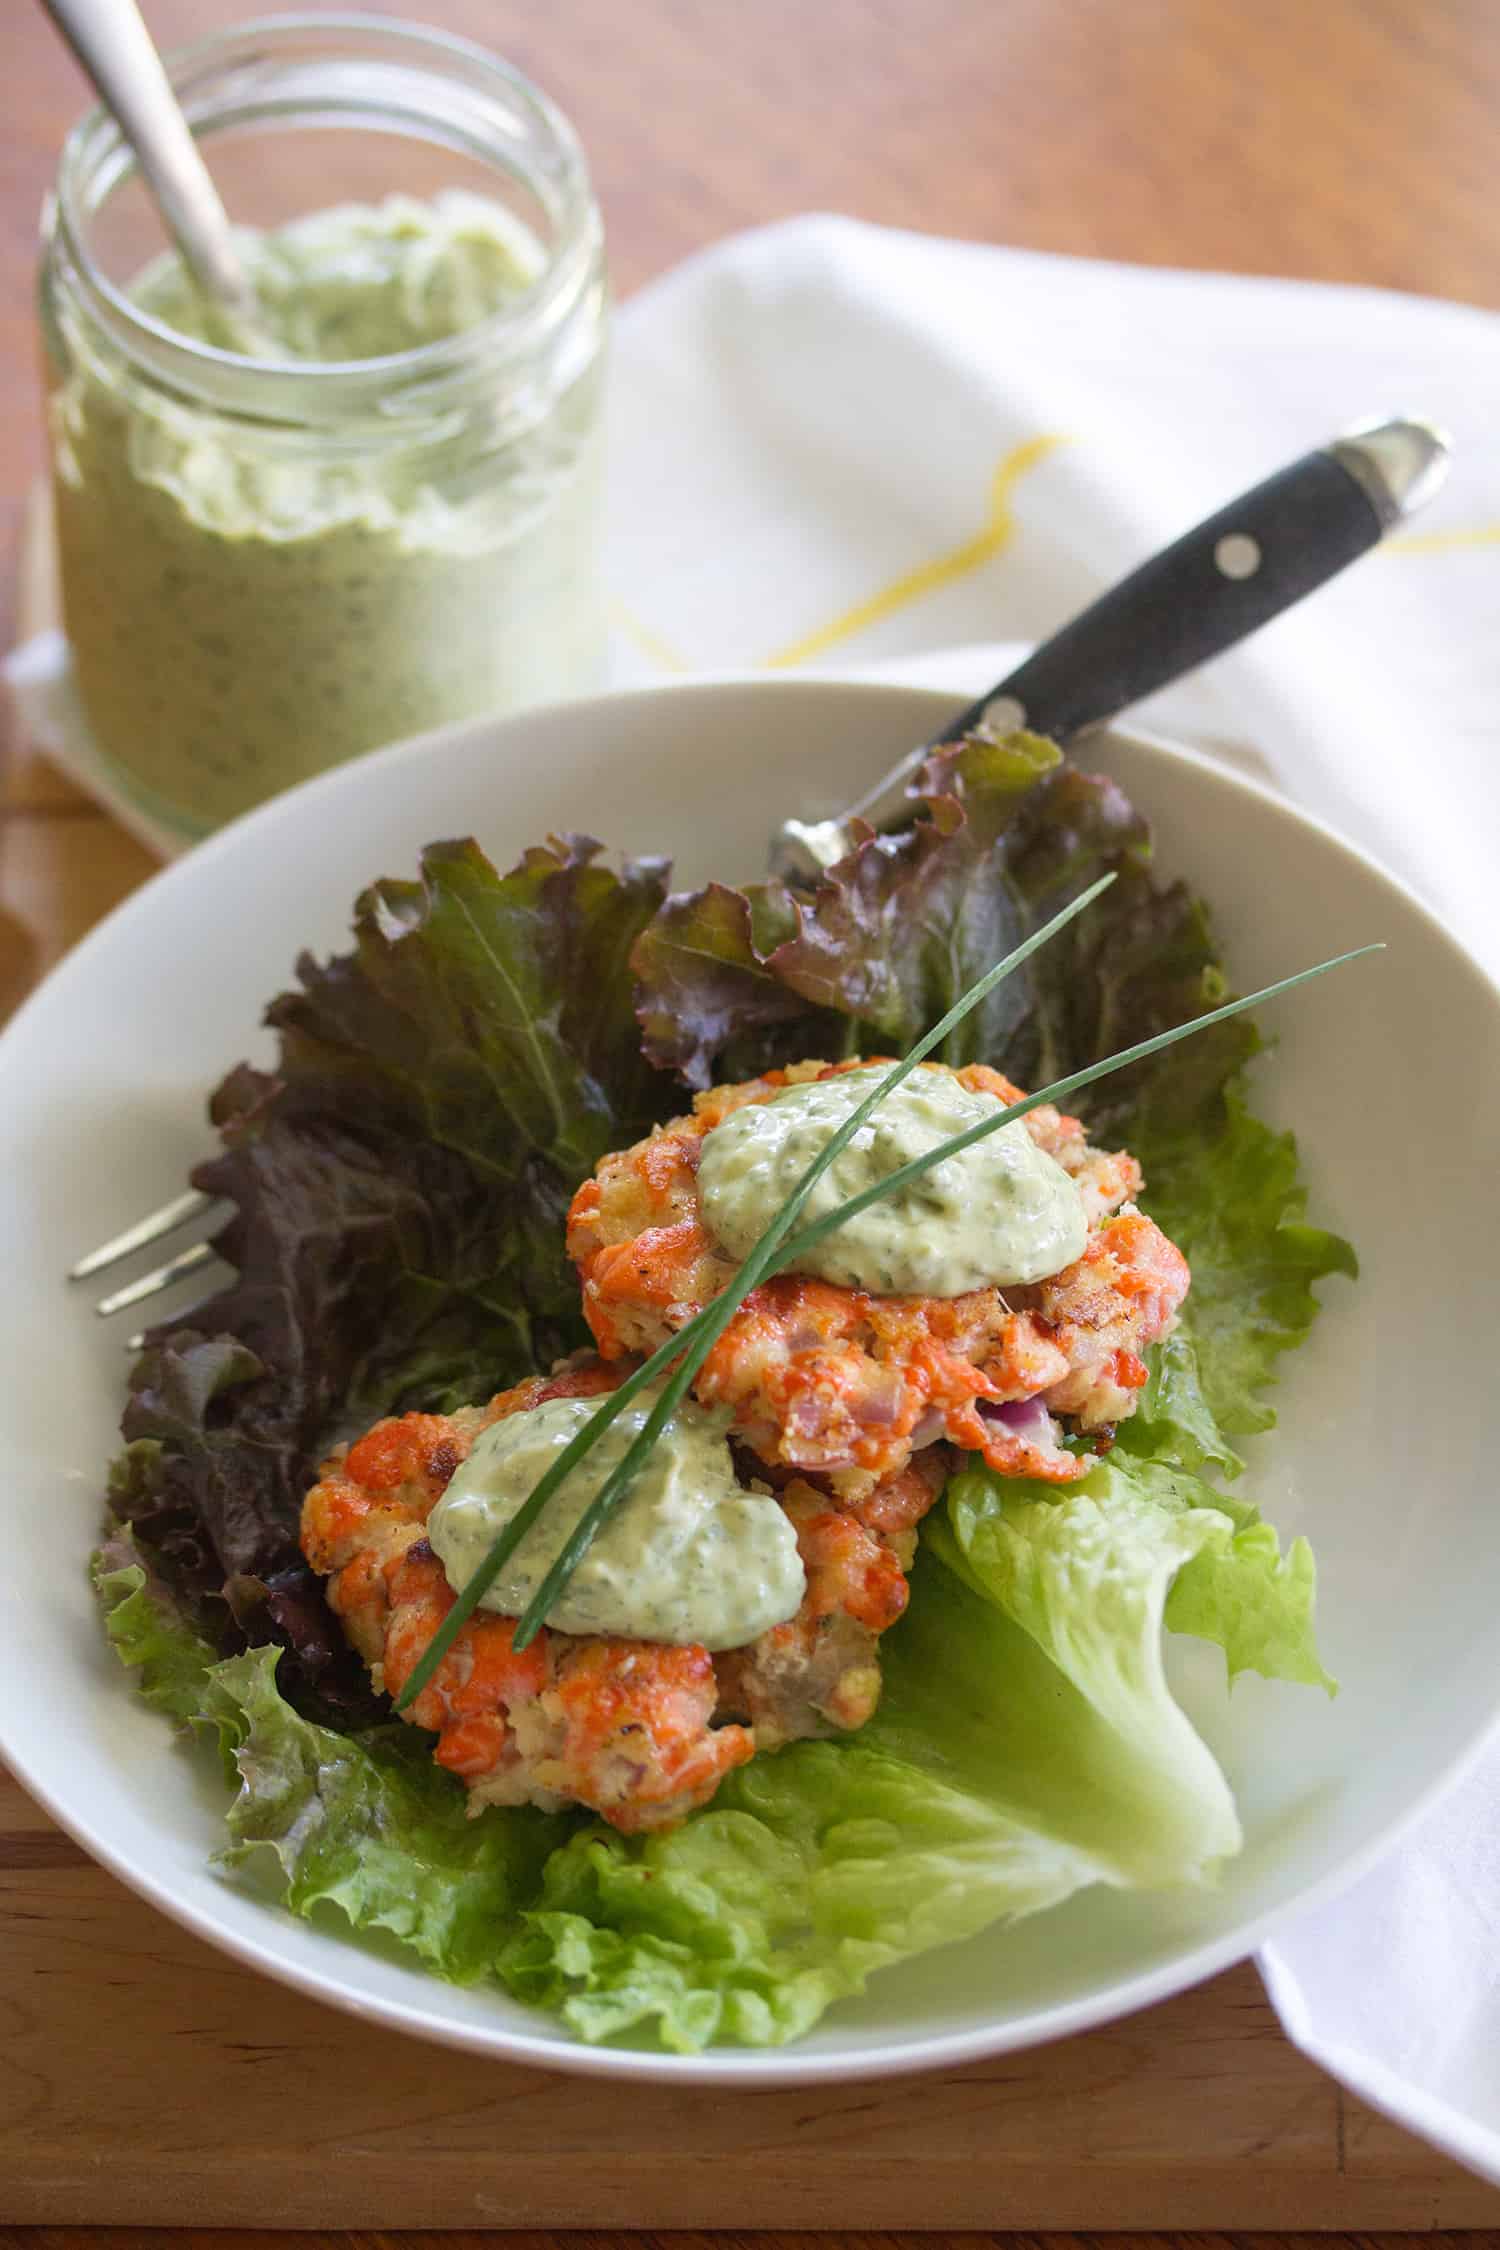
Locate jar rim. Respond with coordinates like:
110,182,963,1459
48,11,602,415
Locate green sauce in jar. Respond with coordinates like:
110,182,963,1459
138,194,539,364
44,187,606,833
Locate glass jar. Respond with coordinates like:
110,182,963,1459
38,15,607,837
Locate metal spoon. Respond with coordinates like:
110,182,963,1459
39,0,264,348
772,413,1451,881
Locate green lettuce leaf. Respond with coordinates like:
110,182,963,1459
1121,1327,1245,1477
1167,1517,1332,1693
210,1648,567,1982
95,1461,1262,2051
91,1549,569,1983
945,1455,1332,1696
498,1741,1107,2051
887,1470,1242,1880
1125,1076,1358,1466
90,1526,223,1732
90,1441,1326,2054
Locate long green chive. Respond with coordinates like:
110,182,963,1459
393,871,1119,1707
505,938,1379,1649
767,943,1384,1271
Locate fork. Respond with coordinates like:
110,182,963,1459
71,413,1448,1330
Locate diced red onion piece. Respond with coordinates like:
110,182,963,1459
985,1395,1059,1446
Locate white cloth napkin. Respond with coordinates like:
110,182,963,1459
9,211,1500,2168
605,216,1500,2180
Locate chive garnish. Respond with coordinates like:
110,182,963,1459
393,871,1118,1708
395,903,1380,1701
768,944,1383,1270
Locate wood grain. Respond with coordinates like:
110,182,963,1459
8,2239,1498,2250
4,0,1500,2239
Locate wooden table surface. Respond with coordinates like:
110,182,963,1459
4,0,1500,2242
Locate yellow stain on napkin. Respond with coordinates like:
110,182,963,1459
608,432,1066,677
1384,523,1500,556
608,598,692,674
762,433,1068,669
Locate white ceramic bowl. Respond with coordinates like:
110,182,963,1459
3,677,1499,2087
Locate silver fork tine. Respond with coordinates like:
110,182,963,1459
70,1187,212,1280
94,1238,217,1318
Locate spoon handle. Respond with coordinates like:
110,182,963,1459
40,0,256,323
773,415,1449,880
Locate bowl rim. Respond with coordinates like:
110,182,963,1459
6,667,1500,2087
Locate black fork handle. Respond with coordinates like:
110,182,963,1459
787,416,1451,863
940,449,1388,749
